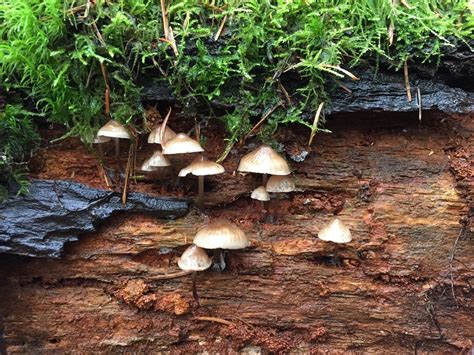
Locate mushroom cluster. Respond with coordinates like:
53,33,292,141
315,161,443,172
177,219,249,305
238,145,295,222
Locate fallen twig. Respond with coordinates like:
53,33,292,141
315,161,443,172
404,60,412,102
308,102,324,147
148,270,193,281
241,102,282,145
193,316,235,326
122,142,134,205
416,87,422,121
214,15,228,41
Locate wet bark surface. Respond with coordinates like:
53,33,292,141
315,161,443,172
0,112,472,353
0,180,191,258
141,43,474,115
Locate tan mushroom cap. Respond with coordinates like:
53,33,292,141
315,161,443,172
178,244,212,272
266,175,295,193
251,186,270,201
178,156,224,177
97,119,130,139
318,217,352,244
193,219,249,250
147,151,172,167
148,124,177,145
237,145,290,175
140,159,159,172
162,133,204,155
93,135,111,144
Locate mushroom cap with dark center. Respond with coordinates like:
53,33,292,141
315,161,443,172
237,145,290,175
193,219,249,250
178,244,212,271
162,133,204,155
266,175,295,193
148,124,177,145
318,217,352,244
97,120,130,139
251,186,270,201
178,156,224,177
93,135,111,144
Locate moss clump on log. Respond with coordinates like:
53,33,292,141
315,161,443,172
0,0,472,190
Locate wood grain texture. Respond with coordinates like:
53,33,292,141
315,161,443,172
0,112,472,353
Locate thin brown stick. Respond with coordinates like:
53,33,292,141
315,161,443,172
417,87,422,121
160,107,172,144
388,22,395,46
99,62,111,117
214,15,228,41
122,142,134,205
168,26,179,57
404,60,412,102
241,103,282,144
148,270,193,281
308,102,324,147
160,0,169,39
193,316,235,326
278,81,292,105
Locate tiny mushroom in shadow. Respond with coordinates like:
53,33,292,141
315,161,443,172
237,145,290,185
140,151,172,188
97,119,131,171
251,185,270,217
193,219,249,272
266,175,295,222
317,217,352,266
177,244,212,306
178,156,224,208
93,135,111,159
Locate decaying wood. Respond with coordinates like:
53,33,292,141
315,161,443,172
0,112,472,353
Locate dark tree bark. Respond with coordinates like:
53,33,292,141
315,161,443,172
0,180,190,257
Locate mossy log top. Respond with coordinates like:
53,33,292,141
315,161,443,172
0,112,472,352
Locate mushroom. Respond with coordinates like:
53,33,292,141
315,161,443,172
97,119,131,170
317,217,352,265
142,150,171,170
193,219,249,271
178,156,224,208
237,145,290,185
140,151,172,189
162,133,204,155
148,124,177,145
265,175,295,222
177,244,212,305
250,185,270,217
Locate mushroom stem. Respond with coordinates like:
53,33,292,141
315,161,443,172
97,143,103,158
212,248,226,272
197,175,204,209
333,244,342,267
114,138,121,171
262,173,268,185
192,271,200,306
272,194,280,223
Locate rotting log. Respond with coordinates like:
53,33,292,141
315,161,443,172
0,112,472,353
141,43,474,115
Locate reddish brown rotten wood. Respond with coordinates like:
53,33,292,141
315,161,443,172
0,112,472,353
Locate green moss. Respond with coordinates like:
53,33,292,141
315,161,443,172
0,0,472,192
